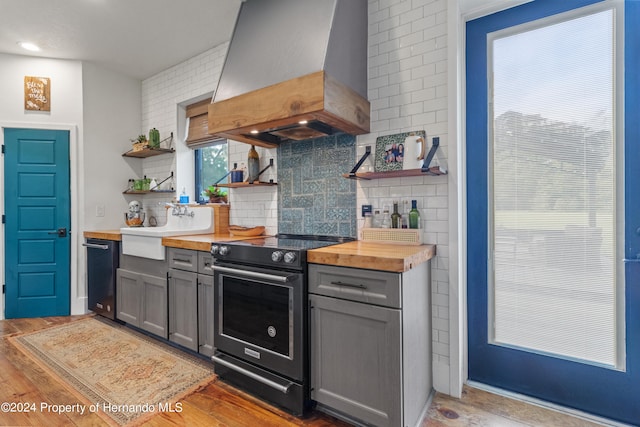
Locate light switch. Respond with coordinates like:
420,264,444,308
96,204,105,217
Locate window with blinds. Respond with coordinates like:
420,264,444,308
185,98,229,202
489,8,620,366
186,98,215,145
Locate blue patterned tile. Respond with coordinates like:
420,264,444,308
277,134,357,238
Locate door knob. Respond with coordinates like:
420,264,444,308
48,228,67,237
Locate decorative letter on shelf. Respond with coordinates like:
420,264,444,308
24,76,51,111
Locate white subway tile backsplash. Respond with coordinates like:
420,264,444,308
139,0,452,379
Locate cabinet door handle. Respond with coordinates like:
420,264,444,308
173,258,191,264
330,281,367,290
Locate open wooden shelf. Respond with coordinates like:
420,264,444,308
122,133,174,158
343,167,447,180
122,147,174,158
216,181,277,188
123,189,174,195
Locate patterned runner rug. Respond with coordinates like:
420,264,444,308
8,316,216,426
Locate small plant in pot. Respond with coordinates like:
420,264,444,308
204,185,227,203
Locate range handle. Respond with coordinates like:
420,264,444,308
214,265,293,283
212,355,292,394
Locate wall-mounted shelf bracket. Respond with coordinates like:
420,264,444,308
421,137,447,176
251,158,274,184
160,132,174,150
346,146,372,180
213,163,238,186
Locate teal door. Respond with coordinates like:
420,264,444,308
3,128,71,318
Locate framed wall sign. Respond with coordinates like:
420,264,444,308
24,76,50,111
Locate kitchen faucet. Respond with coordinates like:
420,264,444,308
165,202,194,217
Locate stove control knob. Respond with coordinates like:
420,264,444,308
219,245,230,256
284,252,297,263
271,250,284,262
210,245,219,255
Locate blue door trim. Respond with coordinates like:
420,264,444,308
467,0,640,423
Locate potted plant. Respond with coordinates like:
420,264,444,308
204,185,227,203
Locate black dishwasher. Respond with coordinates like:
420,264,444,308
83,238,119,319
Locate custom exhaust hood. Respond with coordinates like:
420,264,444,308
207,0,370,148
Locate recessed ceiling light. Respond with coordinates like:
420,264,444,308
298,120,308,125
250,130,259,134
18,42,41,52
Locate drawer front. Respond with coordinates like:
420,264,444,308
198,252,214,275
167,248,198,272
308,264,401,308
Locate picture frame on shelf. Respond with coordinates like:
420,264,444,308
374,130,427,172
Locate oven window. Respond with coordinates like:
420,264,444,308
221,276,291,356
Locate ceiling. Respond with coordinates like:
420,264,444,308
0,0,526,81
0,0,243,80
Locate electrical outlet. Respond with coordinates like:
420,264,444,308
361,204,372,217
96,204,105,217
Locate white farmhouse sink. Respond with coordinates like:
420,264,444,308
120,206,215,260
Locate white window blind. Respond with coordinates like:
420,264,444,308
490,8,619,366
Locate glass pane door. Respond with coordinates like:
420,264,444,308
490,9,620,367
466,1,640,424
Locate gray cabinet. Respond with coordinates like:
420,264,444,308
168,268,198,350
197,251,215,356
116,268,141,325
116,268,168,338
309,262,432,427
167,248,215,355
116,253,168,338
140,273,168,337
168,248,198,351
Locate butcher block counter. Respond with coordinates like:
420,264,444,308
161,233,252,251
83,230,122,241
308,241,436,273
82,231,249,250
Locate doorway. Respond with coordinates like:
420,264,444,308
3,128,71,318
466,0,639,424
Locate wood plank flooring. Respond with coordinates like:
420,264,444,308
0,315,612,427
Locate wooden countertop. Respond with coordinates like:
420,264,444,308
82,230,255,250
83,230,436,272
308,241,436,273
161,233,256,251
83,230,122,241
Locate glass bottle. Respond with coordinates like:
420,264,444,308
409,199,421,229
401,199,410,229
363,212,373,228
391,201,401,229
247,145,260,183
381,206,391,228
372,209,382,228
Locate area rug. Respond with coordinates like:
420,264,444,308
8,317,216,426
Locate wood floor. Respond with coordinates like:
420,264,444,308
0,315,611,427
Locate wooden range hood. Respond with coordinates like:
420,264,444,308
206,0,369,149
207,71,370,149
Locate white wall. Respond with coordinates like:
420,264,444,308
82,62,142,231
0,53,84,318
362,0,453,393
140,44,230,226
0,53,143,319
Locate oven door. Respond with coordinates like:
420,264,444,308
213,262,305,382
